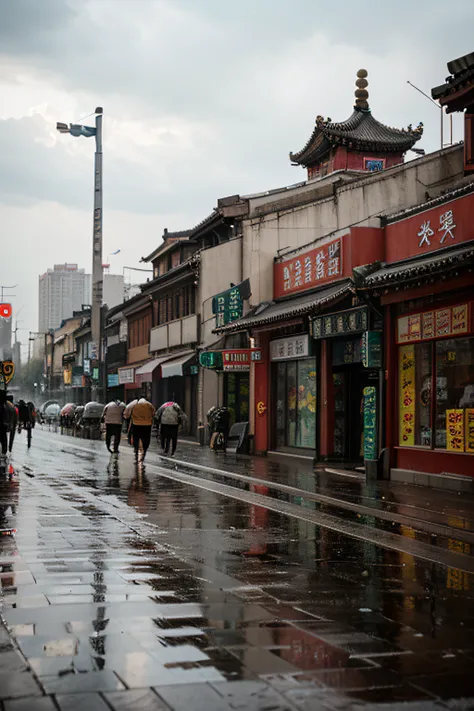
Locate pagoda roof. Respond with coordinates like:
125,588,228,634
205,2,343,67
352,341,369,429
290,69,423,168
290,109,423,167
432,51,474,113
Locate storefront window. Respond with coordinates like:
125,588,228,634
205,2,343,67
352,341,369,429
399,336,474,452
399,343,432,447
287,361,297,447
273,358,316,450
297,359,317,447
275,362,286,449
435,338,474,451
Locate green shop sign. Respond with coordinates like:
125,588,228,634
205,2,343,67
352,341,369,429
199,351,223,370
312,307,369,339
361,331,382,369
363,385,377,461
212,279,251,328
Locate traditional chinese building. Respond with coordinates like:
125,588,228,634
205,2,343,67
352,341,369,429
211,68,466,464
290,70,423,180
363,183,474,479
432,50,474,175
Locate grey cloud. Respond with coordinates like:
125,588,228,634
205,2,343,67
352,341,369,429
2,0,474,125
0,0,76,51
0,113,290,216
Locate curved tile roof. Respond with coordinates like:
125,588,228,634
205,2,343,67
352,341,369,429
290,109,423,167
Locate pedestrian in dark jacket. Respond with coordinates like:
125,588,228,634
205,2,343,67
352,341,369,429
155,402,185,456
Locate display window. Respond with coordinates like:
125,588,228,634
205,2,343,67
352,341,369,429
274,358,316,449
398,334,474,453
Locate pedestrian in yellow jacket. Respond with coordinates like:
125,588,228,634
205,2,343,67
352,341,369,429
129,397,155,460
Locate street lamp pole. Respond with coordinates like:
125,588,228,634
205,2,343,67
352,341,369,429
56,108,104,401
91,110,104,402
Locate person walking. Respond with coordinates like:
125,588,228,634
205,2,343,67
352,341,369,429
6,395,17,454
155,401,184,457
102,399,125,454
129,397,155,461
124,399,137,445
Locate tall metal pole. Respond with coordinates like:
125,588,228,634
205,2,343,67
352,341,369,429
441,106,444,150
91,109,104,401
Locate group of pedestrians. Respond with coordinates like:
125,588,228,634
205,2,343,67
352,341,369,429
0,392,37,461
101,396,185,461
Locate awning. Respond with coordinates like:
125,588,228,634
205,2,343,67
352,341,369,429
161,351,195,378
135,356,171,385
214,279,353,334
365,244,474,288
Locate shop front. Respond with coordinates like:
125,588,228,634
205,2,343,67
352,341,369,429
394,300,474,474
311,306,383,462
365,185,474,477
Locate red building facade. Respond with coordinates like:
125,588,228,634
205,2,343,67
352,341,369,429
366,186,474,477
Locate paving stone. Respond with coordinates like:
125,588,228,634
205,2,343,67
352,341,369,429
212,680,293,711
40,669,125,694
56,692,111,711
0,671,42,700
156,684,232,711
0,650,27,672
105,689,170,711
4,697,58,711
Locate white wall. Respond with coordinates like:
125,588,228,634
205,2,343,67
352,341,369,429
199,238,242,348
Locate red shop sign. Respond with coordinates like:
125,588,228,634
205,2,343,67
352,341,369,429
274,237,343,299
386,191,474,263
222,349,262,371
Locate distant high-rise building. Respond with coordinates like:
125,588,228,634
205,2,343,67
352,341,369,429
38,264,90,332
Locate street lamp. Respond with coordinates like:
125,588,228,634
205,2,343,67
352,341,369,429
56,107,104,400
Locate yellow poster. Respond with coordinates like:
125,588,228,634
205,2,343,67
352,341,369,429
465,409,474,454
399,345,415,446
446,409,464,452
452,304,469,335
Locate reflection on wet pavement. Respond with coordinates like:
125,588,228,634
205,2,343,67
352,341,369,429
0,429,474,709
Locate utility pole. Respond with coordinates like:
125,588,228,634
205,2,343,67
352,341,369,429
56,108,104,401
91,110,103,401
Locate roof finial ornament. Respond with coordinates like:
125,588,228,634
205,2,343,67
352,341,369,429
354,69,369,111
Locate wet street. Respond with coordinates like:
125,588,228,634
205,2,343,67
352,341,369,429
1,429,474,709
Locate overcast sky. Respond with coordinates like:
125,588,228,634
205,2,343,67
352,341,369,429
1,0,473,346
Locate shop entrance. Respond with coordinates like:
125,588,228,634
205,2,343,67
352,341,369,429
332,338,373,462
225,372,250,424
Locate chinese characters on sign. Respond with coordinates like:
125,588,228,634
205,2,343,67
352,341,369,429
270,335,310,361
222,350,251,371
361,331,382,369
118,367,135,385
363,386,377,460
212,279,251,328
399,345,415,446
446,409,464,452
312,307,368,340
386,192,474,262
466,409,474,454
418,209,456,248
274,238,343,298
397,304,470,343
